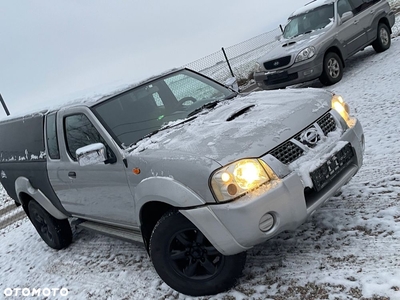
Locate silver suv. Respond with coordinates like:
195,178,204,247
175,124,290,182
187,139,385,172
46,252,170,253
254,0,395,89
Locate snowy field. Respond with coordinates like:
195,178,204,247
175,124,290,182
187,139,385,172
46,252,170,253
1,39,400,300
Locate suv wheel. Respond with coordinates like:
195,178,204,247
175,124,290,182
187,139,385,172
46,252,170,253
28,200,72,250
149,210,246,296
319,52,343,86
372,23,391,53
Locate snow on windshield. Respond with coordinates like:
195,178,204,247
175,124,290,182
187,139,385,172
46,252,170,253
284,4,334,39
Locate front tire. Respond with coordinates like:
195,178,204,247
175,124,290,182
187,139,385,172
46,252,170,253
28,200,72,250
372,23,391,53
149,211,246,296
319,52,343,86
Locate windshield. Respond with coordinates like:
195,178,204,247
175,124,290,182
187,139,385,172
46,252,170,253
283,4,334,39
93,69,233,147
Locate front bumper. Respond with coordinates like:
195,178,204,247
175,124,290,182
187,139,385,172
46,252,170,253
181,117,364,255
254,56,323,90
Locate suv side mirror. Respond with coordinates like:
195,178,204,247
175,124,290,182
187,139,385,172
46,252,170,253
76,143,107,166
340,11,353,24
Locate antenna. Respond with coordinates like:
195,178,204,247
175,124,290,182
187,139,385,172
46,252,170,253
0,94,10,116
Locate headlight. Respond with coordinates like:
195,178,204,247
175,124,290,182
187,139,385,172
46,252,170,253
254,62,261,72
211,159,276,202
331,94,351,126
295,46,316,63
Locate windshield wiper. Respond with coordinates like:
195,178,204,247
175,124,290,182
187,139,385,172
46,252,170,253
187,101,220,117
127,116,197,150
291,30,313,38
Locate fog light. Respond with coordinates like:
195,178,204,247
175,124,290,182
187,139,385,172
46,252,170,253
303,69,314,76
259,213,274,232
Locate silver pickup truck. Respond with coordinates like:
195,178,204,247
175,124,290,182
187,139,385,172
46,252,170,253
254,0,395,89
0,68,364,296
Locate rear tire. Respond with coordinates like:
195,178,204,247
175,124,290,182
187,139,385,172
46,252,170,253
319,52,343,86
28,200,72,250
149,210,246,296
372,23,391,53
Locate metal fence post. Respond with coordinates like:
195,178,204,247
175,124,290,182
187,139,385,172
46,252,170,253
0,94,10,116
221,47,235,78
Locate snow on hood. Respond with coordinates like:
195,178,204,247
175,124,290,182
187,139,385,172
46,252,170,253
129,88,333,166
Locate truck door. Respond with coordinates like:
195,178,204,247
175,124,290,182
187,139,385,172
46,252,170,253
47,107,137,228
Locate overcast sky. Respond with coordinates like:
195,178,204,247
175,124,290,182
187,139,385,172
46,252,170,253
0,0,307,120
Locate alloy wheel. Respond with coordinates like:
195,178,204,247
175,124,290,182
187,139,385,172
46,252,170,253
380,28,389,46
327,58,340,79
169,228,223,280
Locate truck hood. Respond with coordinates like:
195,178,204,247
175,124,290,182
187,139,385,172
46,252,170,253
258,25,332,63
129,88,333,166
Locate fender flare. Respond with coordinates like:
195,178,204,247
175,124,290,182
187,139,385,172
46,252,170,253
134,176,206,225
15,177,68,219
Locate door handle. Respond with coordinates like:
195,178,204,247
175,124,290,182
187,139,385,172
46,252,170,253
353,20,359,25
370,10,375,14
68,171,76,178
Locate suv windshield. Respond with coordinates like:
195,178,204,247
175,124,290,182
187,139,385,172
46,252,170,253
93,69,233,147
283,4,334,39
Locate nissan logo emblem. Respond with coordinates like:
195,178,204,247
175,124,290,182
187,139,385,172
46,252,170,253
300,127,319,146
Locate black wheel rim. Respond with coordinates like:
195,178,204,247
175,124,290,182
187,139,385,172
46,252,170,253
32,209,54,242
168,228,224,280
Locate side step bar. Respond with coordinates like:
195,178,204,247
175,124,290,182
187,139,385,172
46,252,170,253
72,220,143,244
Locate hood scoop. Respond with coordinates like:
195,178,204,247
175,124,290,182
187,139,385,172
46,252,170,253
282,41,296,47
226,105,255,122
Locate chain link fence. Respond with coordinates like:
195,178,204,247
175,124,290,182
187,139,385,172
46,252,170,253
185,28,281,89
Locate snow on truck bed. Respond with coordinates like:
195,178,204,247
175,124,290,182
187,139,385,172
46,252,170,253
1,38,400,299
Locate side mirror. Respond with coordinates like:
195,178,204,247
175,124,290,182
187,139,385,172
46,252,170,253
224,77,239,92
340,11,353,24
76,143,107,167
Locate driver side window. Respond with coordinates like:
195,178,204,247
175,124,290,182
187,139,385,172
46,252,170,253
64,114,114,161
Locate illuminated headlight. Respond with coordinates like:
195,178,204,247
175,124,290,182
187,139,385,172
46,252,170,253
331,94,351,126
211,159,276,202
254,62,261,72
295,46,316,63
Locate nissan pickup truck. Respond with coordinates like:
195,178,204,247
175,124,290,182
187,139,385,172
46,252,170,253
0,68,364,296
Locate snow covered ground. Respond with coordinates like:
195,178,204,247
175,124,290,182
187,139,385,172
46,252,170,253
1,41,400,300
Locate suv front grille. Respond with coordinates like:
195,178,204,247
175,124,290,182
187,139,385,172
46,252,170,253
263,56,291,70
268,111,338,164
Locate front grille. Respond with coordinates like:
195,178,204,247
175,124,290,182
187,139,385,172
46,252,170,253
268,112,338,164
269,140,304,164
263,56,291,70
316,112,336,135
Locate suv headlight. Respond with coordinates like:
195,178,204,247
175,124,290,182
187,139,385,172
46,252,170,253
295,46,316,63
211,159,276,202
331,94,351,126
